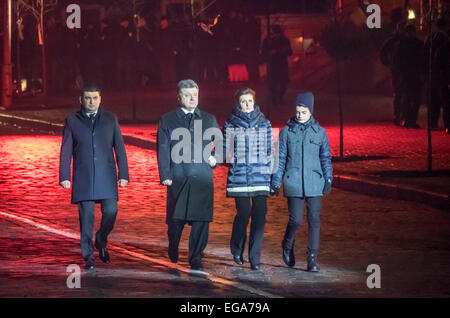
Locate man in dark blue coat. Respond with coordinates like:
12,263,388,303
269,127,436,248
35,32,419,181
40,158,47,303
59,84,129,269
157,79,220,271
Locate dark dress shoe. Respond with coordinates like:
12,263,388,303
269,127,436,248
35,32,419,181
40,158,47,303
84,259,95,270
95,240,110,264
190,262,204,271
98,247,110,264
250,263,260,270
168,247,178,263
169,249,178,263
233,255,244,265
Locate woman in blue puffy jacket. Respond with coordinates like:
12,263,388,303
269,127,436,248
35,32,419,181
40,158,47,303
223,87,273,270
271,92,332,272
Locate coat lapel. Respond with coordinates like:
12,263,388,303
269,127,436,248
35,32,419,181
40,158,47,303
77,107,102,131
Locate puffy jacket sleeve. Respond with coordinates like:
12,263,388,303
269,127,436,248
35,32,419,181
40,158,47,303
271,126,288,188
320,129,333,181
265,121,274,174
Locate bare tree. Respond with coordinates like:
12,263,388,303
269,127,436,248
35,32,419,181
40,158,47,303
16,0,58,95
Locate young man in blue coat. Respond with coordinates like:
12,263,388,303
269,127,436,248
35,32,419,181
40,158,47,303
59,84,129,270
271,92,332,272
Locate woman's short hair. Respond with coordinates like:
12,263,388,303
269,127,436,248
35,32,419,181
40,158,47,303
234,87,256,103
178,79,199,96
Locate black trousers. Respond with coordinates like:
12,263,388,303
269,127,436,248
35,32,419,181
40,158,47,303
78,199,118,262
393,75,421,125
167,220,209,266
230,196,267,265
392,73,405,122
403,80,421,126
283,196,321,254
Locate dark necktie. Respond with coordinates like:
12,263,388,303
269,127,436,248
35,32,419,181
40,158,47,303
186,113,193,125
89,113,96,125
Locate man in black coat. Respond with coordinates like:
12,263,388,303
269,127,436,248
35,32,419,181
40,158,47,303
59,84,129,269
392,24,424,128
380,22,406,126
157,79,220,270
261,25,293,109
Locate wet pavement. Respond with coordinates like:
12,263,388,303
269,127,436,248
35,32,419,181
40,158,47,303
1,134,450,298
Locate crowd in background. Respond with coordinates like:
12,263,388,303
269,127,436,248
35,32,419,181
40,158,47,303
16,8,264,94
380,18,450,132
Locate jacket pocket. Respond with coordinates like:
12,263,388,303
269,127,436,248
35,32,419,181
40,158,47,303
283,168,300,194
310,139,322,146
311,169,325,195
312,170,322,178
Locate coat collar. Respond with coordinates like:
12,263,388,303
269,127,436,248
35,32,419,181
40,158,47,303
175,106,202,120
287,117,319,133
76,106,103,130
228,105,265,128
78,106,103,119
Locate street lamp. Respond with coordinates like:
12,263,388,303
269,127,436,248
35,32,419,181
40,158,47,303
2,0,13,109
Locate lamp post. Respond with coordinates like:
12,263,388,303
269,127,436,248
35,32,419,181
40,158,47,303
2,0,13,109
426,0,434,172
334,1,344,159
132,0,138,122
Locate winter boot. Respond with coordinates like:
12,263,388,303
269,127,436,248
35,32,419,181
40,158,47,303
282,240,295,267
307,251,320,272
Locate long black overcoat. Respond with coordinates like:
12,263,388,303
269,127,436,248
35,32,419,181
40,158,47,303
157,107,220,223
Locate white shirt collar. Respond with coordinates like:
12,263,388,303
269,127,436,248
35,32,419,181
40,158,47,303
86,110,98,117
181,107,195,114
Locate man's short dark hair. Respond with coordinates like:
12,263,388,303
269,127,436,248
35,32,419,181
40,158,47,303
81,83,101,97
177,79,199,97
